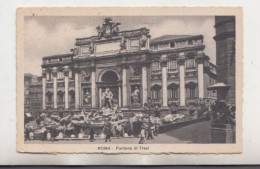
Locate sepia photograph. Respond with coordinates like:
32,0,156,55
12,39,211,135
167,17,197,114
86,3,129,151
16,7,243,153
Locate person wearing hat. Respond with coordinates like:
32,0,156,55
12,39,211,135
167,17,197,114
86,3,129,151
89,127,95,142
139,127,146,144
103,125,112,142
142,103,148,115
146,123,153,140
154,104,160,118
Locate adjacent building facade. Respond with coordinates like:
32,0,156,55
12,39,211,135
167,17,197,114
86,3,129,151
213,16,236,105
24,73,43,118
41,18,216,114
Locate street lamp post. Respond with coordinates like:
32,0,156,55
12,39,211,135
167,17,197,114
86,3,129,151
148,97,152,124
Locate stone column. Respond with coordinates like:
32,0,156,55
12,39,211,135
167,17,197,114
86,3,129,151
118,86,122,107
161,55,168,107
91,66,96,108
99,88,102,108
196,53,205,99
74,67,80,109
52,67,58,109
64,66,69,109
42,69,46,110
147,37,150,49
122,63,128,107
141,61,149,105
178,54,186,106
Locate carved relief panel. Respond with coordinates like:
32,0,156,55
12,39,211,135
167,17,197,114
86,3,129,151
81,68,91,82
130,64,141,77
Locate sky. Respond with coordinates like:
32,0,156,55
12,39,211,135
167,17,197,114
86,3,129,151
24,16,216,76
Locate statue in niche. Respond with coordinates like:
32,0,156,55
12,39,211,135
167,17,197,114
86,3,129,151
70,47,78,56
131,86,140,106
120,37,127,51
102,88,113,108
140,34,148,48
89,43,94,54
84,89,91,106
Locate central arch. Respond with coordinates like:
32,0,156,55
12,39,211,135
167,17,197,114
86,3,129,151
101,71,119,82
98,69,120,82
98,69,121,108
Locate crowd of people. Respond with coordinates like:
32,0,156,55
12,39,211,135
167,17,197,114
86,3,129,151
24,105,127,142
24,103,161,143
24,99,236,143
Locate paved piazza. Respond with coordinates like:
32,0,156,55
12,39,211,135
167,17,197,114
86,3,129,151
26,121,211,144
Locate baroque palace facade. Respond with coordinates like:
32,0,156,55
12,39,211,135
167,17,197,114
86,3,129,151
41,18,216,114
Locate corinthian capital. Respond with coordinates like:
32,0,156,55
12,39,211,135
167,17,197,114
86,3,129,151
141,60,151,68
160,57,168,67
42,72,46,78
63,70,70,76
177,58,185,65
42,68,46,78
52,71,57,77
74,67,81,73
195,53,207,64
121,63,129,69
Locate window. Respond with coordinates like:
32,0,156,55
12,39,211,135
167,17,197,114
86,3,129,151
159,42,169,48
185,58,195,68
25,99,30,105
153,45,158,50
170,42,175,48
152,62,161,71
167,60,177,72
47,94,53,103
130,39,139,48
57,72,64,80
168,88,178,99
190,88,196,98
151,85,161,100
188,39,193,45
51,58,59,62
69,92,75,102
210,78,216,85
58,92,64,103
186,87,197,98
82,46,89,54
152,89,160,100
69,70,73,79
46,72,49,80
25,89,29,95
47,72,52,81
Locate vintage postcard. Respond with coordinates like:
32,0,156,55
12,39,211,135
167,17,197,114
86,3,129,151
17,7,243,154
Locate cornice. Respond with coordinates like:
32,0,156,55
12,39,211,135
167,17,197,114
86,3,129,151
41,62,74,68
42,53,73,60
151,45,205,55
214,17,235,28
213,31,235,41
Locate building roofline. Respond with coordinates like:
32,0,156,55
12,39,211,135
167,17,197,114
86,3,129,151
151,45,205,55
150,34,203,45
209,61,217,67
42,53,74,60
75,27,149,41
